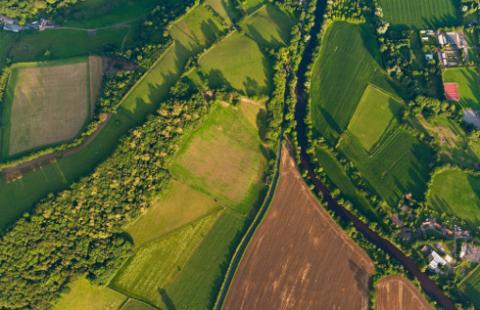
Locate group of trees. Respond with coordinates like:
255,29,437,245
0,0,81,22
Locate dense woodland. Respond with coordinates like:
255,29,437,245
0,0,81,22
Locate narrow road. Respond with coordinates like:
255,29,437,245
293,0,456,309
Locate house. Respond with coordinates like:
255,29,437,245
460,243,480,263
428,250,448,272
425,53,434,61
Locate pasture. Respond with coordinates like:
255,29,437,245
442,67,480,109
205,0,240,24
112,102,268,309
242,0,265,13
240,4,295,49
198,32,273,96
340,128,435,206
347,85,402,152
170,5,227,53
54,277,127,310
377,0,459,28
223,146,374,309
460,265,480,308
427,168,480,225
120,298,157,310
375,276,433,310
310,22,396,142
2,56,103,158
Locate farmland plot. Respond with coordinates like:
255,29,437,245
375,276,433,310
223,146,374,309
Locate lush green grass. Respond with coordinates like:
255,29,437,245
315,146,379,220
242,0,265,13
442,67,480,109
347,85,403,152
310,21,396,142
240,4,295,49
461,265,480,309
54,277,127,310
205,0,240,24
170,4,227,53
120,298,157,310
112,102,267,309
199,32,273,96
111,212,221,307
377,0,459,28
340,128,434,206
427,167,480,225
125,180,221,246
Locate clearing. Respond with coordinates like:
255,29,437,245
375,275,433,310
347,85,403,152
223,146,374,309
427,167,480,225
2,56,103,158
442,67,480,109
377,0,459,28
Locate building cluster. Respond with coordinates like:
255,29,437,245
422,244,454,273
421,218,471,238
420,29,470,68
0,15,50,33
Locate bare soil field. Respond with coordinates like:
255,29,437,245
375,275,433,310
223,146,374,309
5,56,103,157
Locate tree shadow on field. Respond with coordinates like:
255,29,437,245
348,259,370,294
159,288,177,310
359,23,383,69
205,69,233,91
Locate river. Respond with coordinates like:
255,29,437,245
293,0,456,309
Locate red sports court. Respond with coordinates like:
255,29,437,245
444,82,460,101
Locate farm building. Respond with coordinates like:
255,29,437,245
428,251,449,272
460,243,480,263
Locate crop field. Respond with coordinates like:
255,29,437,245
120,298,157,310
223,146,374,309
340,128,434,206
310,22,396,142
54,277,127,310
125,180,221,246
240,4,295,49
460,265,480,308
377,0,459,28
112,102,267,309
199,32,273,96
170,5,227,53
427,168,480,225
375,276,433,310
1,56,103,158
442,67,480,109
347,85,403,152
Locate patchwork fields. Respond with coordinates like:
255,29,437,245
223,146,374,309
442,67,480,109
377,0,459,28
375,276,433,310
1,56,103,158
427,167,480,225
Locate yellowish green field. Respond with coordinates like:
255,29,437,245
347,85,402,152
205,0,239,24
54,277,127,310
199,32,273,96
2,56,103,158
442,67,480,109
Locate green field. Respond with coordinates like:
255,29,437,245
120,298,157,310
54,277,127,310
111,102,267,309
199,32,273,96
241,4,294,49
205,0,239,24
0,3,230,232
427,168,480,225
242,0,265,13
310,21,396,142
443,67,480,109
377,0,459,28
461,266,480,308
340,127,434,206
347,85,403,152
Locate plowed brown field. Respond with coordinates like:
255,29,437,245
376,275,433,310
223,145,374,309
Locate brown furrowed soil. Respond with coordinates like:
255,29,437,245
223,146,374,309
376,275,433,310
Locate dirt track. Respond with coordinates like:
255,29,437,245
376,276,433,310
223,146,374,309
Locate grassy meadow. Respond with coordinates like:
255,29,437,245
442,67,480,109
54,277,127,310
347,85,402,152
1,57,102,158
377,0,459,28
427,168,480,225
310,21,396,142
111,102,268,309
461,266,480,309
205,0,240,24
